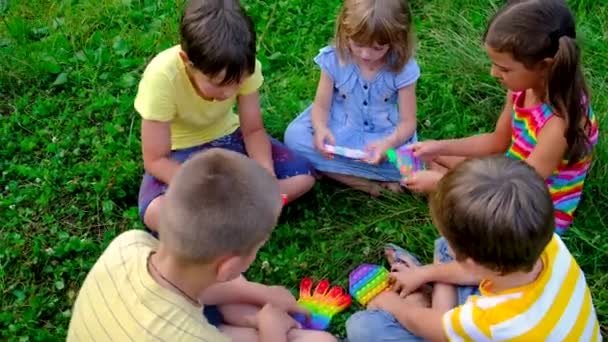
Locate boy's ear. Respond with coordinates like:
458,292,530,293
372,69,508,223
178,50,191,65
215,256,245,282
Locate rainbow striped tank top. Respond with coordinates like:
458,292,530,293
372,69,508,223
506,91,599,233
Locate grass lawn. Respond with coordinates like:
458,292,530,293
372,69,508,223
1,0,606,339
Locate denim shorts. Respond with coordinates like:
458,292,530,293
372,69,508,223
138,128,314,225
345,238,480,342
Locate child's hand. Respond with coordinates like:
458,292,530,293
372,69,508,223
365,140,390,164
266,286,311,319
390,263,431,297
409,140,444,160
402,170,442,193
314,127,336,159
256,303,301,335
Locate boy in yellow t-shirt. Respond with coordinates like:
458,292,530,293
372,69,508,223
346,156,600,342
136,0,315,234
68,149,336,342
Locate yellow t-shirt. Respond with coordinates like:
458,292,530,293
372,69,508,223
67,230,231,342
134,45,264,150
442,235,601,341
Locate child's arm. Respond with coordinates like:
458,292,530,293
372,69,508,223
367,84,417,164
392,84,417,146
237,91,275,176
200,275,304,315
413,92,513,159
391,261,480,297
525,116,568,178
311,71,336,156
141,119,181,184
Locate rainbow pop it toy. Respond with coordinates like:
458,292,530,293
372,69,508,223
386,146,425,178
292,278,352,330
349,264,392,306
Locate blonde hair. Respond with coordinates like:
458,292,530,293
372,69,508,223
159,149,282,263
335,0,415,72
430,156,554,274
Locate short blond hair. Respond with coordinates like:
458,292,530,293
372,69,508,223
335,0,415,72
159,149,282,263
430,156,555,274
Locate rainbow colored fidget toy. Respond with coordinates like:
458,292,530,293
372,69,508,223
324,144,369,160
292,278,352,330
348,264,391,306
386,146,425,178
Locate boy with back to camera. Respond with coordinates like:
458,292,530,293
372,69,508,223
67,149,336,341
347,156,601,341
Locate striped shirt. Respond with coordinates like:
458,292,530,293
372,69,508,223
442,235,601,341
505,91,599,232
67,230,230,342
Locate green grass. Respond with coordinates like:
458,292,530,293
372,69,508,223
1,0,606,339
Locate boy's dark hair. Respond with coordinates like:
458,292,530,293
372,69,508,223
430,156,555,274
484,0,591,164
180,0,256,85
159,148,282,263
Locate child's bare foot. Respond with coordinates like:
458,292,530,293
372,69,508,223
384,244,421,268
324,172,383,196
379,182,403,193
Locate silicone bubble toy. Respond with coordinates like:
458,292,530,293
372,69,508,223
292,278,352,330
349,264,391,306
324,144,369,160
386,146,425,179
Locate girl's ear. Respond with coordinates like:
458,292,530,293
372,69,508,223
537,57,554,72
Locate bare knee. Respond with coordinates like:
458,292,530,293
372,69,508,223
288,329,337,342
279,174,315,201
143,196,164,232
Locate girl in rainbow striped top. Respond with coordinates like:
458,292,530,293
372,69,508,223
405,0,599,233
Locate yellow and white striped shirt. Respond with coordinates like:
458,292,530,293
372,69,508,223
67,230,230,342
443,235,601,341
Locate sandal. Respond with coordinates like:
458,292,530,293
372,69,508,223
384,243,422,269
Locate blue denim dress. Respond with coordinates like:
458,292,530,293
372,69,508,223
284,46,420,181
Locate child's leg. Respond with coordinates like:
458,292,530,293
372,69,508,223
142,196,163,232
278,175,315,202
346,309,425,342
431,239,458,311
220,326,337,342
248,132,316,202
218,304,336,342
324,172,383,196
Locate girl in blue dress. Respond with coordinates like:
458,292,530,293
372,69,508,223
284,0,419,196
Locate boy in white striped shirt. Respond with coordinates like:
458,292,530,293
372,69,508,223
346,156,600,341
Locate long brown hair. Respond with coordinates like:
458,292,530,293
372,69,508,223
484,0,591,163
335,0,415,72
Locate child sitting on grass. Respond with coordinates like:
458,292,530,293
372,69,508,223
284,0,420,196
136,0,315,234
67,149,336,342
405,0,599,234
346,156,601,341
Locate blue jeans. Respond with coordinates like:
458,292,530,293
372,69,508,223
346,238,480,342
